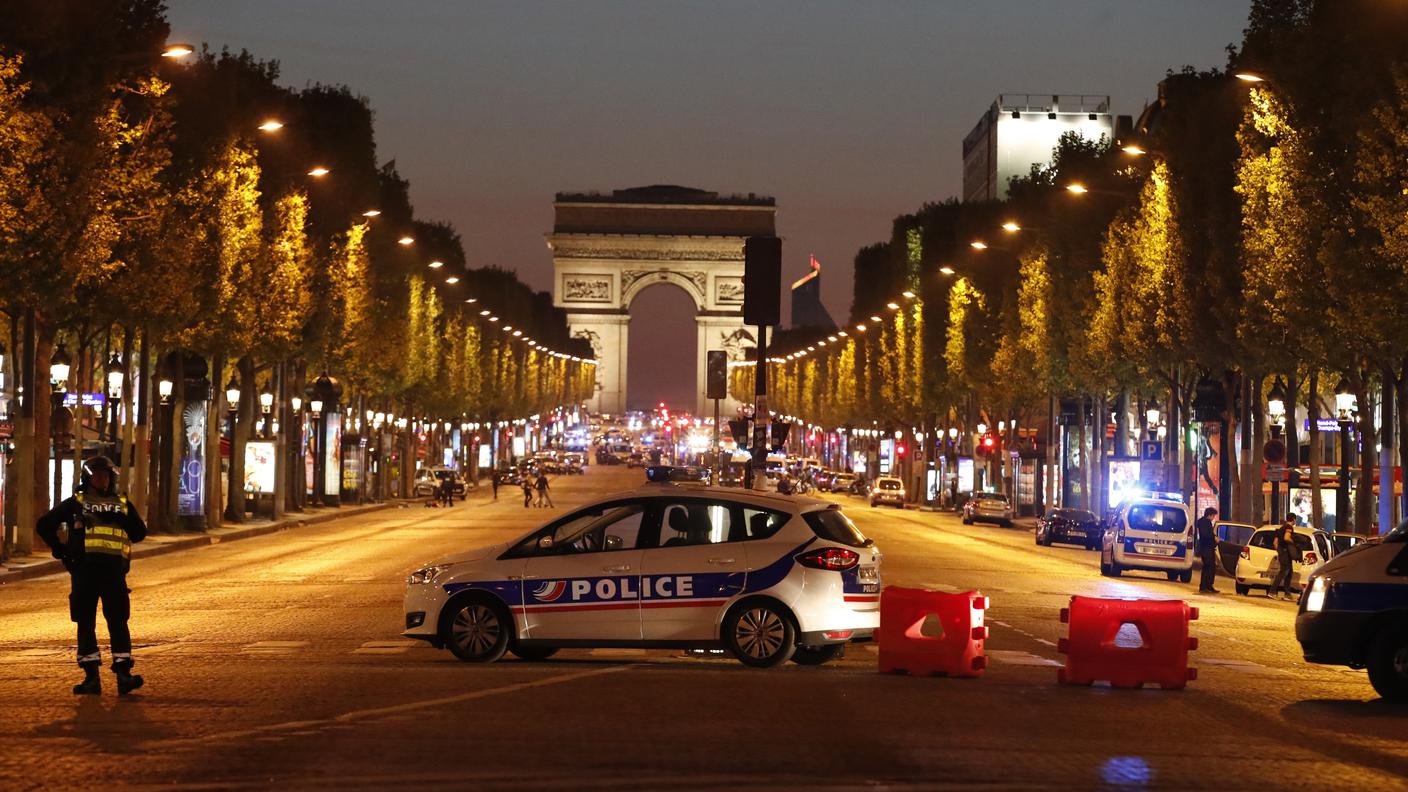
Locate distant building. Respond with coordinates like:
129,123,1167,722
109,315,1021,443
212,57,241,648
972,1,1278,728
790,255,836,330
962,94,1128,202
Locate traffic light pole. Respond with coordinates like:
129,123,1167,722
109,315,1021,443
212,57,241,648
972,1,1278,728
752,323,769,491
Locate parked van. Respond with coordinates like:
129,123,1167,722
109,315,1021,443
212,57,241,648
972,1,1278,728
1099,492,1194,582
1296,520,1408,701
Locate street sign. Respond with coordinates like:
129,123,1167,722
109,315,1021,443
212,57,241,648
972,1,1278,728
1140,441,1162,461
62,392,105,408
1265,463,1288,483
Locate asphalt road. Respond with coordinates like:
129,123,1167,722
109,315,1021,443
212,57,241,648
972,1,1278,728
1,465,1403,791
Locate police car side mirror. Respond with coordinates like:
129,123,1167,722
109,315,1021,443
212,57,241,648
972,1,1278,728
604,535,623,550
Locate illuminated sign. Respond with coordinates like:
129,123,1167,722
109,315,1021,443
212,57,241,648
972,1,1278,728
61,392,106,408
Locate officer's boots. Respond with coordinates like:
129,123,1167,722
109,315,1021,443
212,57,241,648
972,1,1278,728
113,662,144,696
72,663,101,695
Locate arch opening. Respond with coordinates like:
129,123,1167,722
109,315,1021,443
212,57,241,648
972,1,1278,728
627,282,698,412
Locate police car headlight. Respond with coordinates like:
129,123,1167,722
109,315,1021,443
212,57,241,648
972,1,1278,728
1305,576,1329,612
407,564,450,585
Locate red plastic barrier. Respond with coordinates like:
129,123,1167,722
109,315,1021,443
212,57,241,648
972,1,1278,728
1056,595,1198,690
878,587,989,678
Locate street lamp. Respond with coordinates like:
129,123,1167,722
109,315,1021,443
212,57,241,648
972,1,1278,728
1267,377,1289,523
1334,376,1356,533
291,396,302,414
106,352,125,448
161,43,195,58
1145,406,1161,440
49,344,72,388
259,385,274,414
158,376,174,404
307,166,330,177
225,376,241,412
310,398,323,417
257,119,284,132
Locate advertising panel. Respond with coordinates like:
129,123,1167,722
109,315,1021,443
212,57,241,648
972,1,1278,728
323,414,342,497
1195,421,1223,518
1018,459,1036,506
244,441,276,494
1108,459,1142,506
178,401,206,516
958,457,975,493
478,443,492,469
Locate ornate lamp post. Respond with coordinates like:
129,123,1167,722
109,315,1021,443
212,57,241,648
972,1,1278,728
1267,377,1288,524
1334,376,1356,533
105,352,125,451
259,383,274,438
49,345,74,504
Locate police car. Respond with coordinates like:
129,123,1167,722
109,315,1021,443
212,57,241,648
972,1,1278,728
403,468,882,667
1296,519,1408,702
1099,491,1195,583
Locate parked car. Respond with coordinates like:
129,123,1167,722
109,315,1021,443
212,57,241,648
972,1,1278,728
562,453,586,475
1036,508,1100,549
1234,524,1341,596
414,467,466,499
869,477,906,508
825,472,856,494
963,493,1014,527
1214,521,1258,575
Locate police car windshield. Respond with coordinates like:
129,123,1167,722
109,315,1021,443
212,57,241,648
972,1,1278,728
1386,518,1408,543
1127,505,1187,533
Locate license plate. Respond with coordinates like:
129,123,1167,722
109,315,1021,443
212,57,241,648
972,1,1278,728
858,566,878,583
1136,544,1173,556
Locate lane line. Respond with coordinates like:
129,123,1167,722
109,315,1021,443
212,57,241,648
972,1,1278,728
150,664,630,749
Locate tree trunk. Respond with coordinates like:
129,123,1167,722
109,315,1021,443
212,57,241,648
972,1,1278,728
1380,365,1395,534
1354,375,1375,536
1250,376,1266,527
225,355,254,523
1397,359,1408,526
1309,371,1323,532
1077,399,1089,510
1093,395,1107,517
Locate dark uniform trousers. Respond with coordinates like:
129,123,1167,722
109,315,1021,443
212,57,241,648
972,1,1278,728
1199,549,1218,590
71,566,132,668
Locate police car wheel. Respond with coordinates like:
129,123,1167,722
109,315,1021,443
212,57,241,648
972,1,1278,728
723,602,796,668
509,645,559,662
1179,569,1193,584
442,598,511,663
1235,583,1250,596
791,644,846,665
1166,571,1178,581
1366,625,1408,703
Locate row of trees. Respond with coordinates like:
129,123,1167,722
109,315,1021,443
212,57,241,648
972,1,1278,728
0,1,592,552
736,0,1408,534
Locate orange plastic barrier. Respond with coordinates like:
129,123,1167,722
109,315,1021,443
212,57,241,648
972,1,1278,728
878,587,989,677
1056,595,1198,690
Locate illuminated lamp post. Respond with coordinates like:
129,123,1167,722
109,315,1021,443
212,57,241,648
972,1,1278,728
1267,377,1288,524
1334,376,1356,533
49,345,74,505
105,352,125,451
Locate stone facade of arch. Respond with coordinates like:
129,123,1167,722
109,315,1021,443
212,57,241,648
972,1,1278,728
547,187,775,416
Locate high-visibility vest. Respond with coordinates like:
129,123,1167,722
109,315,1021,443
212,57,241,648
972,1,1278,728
76,493,131,560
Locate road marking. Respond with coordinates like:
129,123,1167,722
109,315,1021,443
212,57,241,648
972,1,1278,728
150,664,630,749
241,640,310,654
987,649,1061,667
353,640,421,655
1200,657,1288,675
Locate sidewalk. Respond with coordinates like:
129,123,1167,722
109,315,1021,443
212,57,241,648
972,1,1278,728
0,500,402,585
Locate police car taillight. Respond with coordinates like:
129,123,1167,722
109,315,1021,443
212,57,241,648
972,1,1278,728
797,547,860,571
1303,552,1317,566
1239,545,1251,560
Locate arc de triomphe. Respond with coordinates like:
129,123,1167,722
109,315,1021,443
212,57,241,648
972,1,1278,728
547,185,774,416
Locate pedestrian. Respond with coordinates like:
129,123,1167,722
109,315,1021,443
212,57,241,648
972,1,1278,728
491,472,499,500
535,472,554,508
1195,507,1220,594
522,478,534,508
438,476,454,508
1268,517,1299,601
35,456,148,696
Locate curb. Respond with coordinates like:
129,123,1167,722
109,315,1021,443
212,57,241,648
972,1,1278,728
0,501,399,585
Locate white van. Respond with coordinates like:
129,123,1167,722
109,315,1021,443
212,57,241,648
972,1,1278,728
1098,493,1194,583
1296,520,1408,701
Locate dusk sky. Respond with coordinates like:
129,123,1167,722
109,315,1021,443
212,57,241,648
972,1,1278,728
168,0,1251,409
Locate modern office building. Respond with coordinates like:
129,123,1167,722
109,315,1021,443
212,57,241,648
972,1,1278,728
790,255,836,330
962,94,1127,202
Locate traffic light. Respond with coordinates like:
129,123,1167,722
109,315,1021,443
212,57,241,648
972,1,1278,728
896,443,907,457
706,350,728,400
743,236,782,326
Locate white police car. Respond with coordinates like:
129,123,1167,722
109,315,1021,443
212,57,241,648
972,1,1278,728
1099,492,1195,583
403,471,882,667
1297,519,1408,702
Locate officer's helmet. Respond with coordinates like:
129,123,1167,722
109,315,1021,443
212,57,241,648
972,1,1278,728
81,455,118,490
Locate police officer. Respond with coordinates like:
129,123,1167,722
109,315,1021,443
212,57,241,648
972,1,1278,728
36,456,148,695
1195,507,1220,594
1269,517,1298,601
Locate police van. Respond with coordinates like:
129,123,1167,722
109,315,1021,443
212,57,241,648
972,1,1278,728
1099,491,1195,583
403,468,882,667
1296,519,1408,701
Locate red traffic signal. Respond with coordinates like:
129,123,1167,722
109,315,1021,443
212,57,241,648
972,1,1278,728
896,443,907,456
